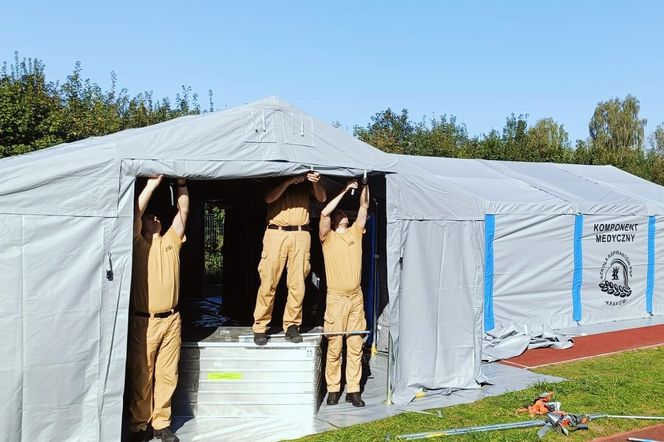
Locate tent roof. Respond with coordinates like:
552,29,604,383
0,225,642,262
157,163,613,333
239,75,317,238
0,96,396,171
5,94,663,219
0,97,397,217
391,155,664,219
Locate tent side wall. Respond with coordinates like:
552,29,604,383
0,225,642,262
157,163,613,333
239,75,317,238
0,141,130,441
0,144,120,217
579,215,650,324
490,214,576,331
488,213,658,332
0,215,22,439
386,174,485,404
99,172,136,441
0,212,132,441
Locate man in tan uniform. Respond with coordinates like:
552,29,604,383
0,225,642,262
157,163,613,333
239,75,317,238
253,172,326,345
129,175,189,442
319,179,369,407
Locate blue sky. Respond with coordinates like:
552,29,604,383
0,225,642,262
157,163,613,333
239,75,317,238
2,1,663,142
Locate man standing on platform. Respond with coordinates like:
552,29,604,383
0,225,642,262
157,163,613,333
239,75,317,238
128,175,189,442
253,172,326,345
319,179,368,407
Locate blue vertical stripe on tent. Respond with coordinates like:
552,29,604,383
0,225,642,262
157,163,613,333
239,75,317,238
484,214,495,331
572,214,583,322
646,216,656,314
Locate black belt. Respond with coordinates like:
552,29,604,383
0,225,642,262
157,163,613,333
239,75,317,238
134,307,178,318
267,224,310,232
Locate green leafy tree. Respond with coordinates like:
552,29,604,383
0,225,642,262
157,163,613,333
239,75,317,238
0,53,207,158
572,139,593,164
525,118,572,163
589,95,647,154
501,114,529,161
0,55,62,156
354,108,414,154
582,96,651,180
477,129,503,160
55,62,124,141
647,149,664,186
410,115,469,158
649,123,664,155
204,205,225,283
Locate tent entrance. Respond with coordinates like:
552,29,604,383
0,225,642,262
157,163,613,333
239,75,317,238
182,175,389,336
124,176,389,427
130,174,389,335
180,177,327,330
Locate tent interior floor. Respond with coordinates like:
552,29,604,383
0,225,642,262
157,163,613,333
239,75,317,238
501,316,664,369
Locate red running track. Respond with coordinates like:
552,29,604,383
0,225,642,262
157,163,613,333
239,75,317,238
591,422,664,441
500,324,664,369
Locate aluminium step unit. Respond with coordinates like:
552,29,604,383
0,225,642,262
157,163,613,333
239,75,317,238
173,326,323,418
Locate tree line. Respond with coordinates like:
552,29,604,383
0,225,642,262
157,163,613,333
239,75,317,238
355,98,664,185
2,53,664,186
0,53,208,158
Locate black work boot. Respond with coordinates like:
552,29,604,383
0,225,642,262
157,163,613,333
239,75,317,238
326,391,341,405
154,426,180,442
130,430,148,442
285,325,303,343
254,332,267,346
345,392,366,407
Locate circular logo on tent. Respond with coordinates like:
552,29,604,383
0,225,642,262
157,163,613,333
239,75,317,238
598,250,632,306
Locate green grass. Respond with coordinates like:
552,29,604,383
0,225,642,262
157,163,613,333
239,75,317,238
293,346,664,441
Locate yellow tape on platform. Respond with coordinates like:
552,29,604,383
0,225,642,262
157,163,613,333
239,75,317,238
208,372,243,381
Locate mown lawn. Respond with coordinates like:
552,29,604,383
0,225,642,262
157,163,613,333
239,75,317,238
294,346,664,441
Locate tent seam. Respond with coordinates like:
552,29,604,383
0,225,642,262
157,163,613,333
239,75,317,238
119,157,396,174
477,159,574,208
552,163,653,213
20,215,25,439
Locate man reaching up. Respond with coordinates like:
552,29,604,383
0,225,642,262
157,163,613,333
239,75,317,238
319,179,369,407
128,176,189,442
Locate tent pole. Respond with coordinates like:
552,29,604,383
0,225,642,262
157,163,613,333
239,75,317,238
385,329,393,406
371,198,379,356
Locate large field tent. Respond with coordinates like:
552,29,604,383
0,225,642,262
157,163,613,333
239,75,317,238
0,97,398,441
386,155,664,403
5,94,664,439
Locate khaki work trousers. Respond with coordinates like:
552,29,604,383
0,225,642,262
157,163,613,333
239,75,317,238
253,229,311,333
128,312,181,432
323,289,367,393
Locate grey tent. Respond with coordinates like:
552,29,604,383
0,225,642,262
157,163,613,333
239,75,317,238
386,155,664,403
5,94,664,439
0,97,398,441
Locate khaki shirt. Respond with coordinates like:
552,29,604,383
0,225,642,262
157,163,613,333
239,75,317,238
131,226,182,313
321,222,364,292
267,182,311,227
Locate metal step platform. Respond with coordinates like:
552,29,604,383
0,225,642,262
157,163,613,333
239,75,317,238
173,327,323,418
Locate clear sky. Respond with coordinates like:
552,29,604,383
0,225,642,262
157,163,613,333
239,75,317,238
2,1,663,143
